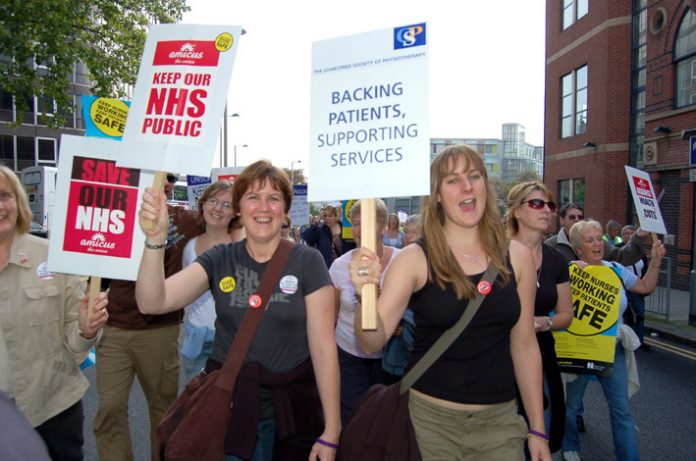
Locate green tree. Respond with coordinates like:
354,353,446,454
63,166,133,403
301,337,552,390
281,167,307,185
0,0,189,127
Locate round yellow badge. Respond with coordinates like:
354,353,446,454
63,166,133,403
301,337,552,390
215,32,234,52
89,98,130,138
219,276,236,293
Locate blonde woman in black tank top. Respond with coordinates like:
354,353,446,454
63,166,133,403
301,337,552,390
348,145,551,461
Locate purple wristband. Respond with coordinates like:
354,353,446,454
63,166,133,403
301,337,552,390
316,437,339,449
527,429,550,442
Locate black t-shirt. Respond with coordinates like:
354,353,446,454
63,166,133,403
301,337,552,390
408,248,521,404
535,244,570,317
196,240,332,373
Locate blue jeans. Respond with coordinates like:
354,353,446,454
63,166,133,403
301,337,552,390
226,418,276,461
181,340,213,383
562,344,639,461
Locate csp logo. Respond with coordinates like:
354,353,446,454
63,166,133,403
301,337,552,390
394,23,426,49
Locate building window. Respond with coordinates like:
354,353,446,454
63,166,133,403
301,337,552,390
37,137,57,166
561,65,588,138
558,178,585,208
562,0,589,30
0,135,14,170
0,89,12,123
16,136,35,171
675,9,696,107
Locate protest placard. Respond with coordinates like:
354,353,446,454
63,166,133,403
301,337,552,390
624,165,667,235
186,175,212,209
82,96,131,140
554,264,621,376
118,24,242,176
211,166,245,185
309,23,430,202
311,23,430,328
48,135,152,280
290,185,309,229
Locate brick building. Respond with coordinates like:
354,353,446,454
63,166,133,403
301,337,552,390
544,0,695,289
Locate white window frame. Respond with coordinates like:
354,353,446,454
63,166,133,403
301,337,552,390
562,0,589,31
36,137,57,166
561,65,588,138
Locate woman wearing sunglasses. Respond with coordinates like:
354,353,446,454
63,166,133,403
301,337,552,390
506,182,574,455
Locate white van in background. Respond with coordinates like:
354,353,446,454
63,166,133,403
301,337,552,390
21,166,58,237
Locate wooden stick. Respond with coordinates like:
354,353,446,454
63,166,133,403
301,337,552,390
360,198,377,330
87,276,101,322
142,171,166,231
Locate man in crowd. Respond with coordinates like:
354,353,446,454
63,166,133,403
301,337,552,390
93,174,201,461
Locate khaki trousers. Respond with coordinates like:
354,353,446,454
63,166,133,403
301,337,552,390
409,392,527,461
93,324,180,461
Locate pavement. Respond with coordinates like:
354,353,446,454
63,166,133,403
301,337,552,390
644,288,696,348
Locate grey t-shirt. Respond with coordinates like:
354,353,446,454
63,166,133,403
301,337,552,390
196,240,331,373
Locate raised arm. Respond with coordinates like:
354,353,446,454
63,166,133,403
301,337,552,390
350,244,425,354
305,284,341,461
628,238,665,295
135,187,208,314
508,241,551,461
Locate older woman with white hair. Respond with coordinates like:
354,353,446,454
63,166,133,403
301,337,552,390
561,219,665,461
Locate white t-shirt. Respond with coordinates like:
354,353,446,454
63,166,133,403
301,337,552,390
330,247,400,358
182,237,216,329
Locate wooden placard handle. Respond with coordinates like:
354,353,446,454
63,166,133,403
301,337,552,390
360,198,378,331
87,276,101,322
142,171,166,231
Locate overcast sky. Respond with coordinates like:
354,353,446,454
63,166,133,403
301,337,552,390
183,0,546,173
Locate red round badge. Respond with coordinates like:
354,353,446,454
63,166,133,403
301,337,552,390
248,294,262,309
477,281,492,295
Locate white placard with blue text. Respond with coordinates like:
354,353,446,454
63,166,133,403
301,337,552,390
624,165,667,235
309,24,430,201
290,185,309,226
186,175,211,209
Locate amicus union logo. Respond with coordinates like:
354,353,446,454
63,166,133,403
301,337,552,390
153,40,220,66
80,232,116,252
393,23,426,49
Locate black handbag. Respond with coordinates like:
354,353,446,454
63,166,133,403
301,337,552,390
339,262,500,461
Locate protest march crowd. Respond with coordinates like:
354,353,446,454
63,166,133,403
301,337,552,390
0,145,665,461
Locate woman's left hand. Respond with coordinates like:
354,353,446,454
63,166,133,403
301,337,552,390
527,436,552,461
78,291,109,339
308,434,338,461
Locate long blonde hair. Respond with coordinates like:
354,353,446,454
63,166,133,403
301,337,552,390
422,145,510,299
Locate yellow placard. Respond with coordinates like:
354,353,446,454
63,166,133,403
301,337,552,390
554,264,621,375
89,98,130,138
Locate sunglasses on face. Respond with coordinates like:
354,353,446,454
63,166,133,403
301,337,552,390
166,174,178,184
566,214,584,221
523,198,557,212
281,225,289,229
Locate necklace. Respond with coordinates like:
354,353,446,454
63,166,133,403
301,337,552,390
452,246,483,262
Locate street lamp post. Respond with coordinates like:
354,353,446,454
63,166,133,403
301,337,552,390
234,144,248,167
291,160,302,184
222,110,240,167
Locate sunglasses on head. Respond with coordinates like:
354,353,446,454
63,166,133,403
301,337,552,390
523,198,557,212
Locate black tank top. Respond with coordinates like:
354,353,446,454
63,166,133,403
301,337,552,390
407,242,521,404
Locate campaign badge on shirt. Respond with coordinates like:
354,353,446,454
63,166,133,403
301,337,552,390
279,275,298,294
37,261,55,280
16,250,29,266
219,276,236,293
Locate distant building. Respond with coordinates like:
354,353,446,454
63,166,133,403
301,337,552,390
543,0,695,289
0,59,91,171
383,123,544,215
